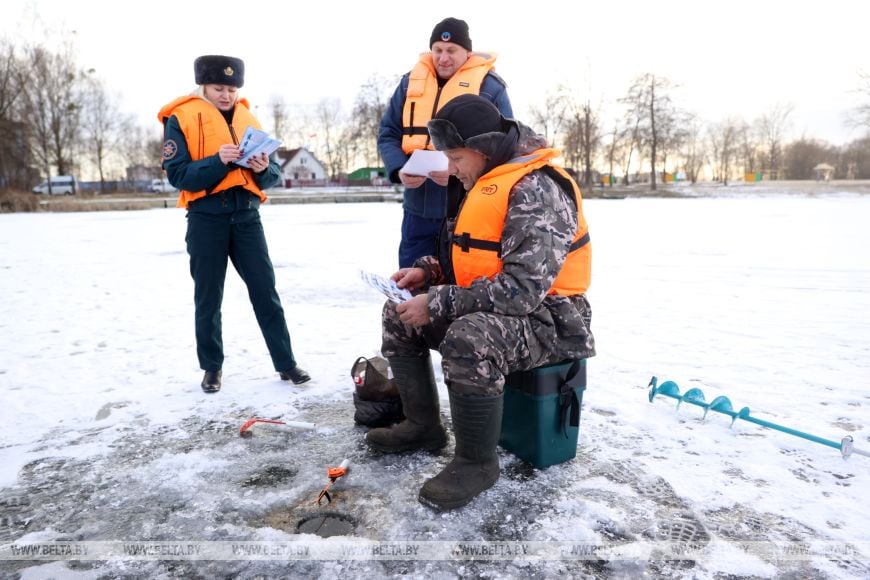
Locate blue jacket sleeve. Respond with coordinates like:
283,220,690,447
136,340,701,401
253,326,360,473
162,116,229,192
377,74,411,184
480,73,513,119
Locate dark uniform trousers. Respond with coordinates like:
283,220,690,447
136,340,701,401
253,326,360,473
186,209,296,372
399,212,442,268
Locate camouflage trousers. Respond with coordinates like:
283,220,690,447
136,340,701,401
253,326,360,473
381,300,569,396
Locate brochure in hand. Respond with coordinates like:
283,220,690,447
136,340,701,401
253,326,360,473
236,126,282,168
359,270,413,303
401,149,448,176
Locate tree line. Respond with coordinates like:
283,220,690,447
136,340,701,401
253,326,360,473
2,36,870,193
533,73,870,188
0,37,160,193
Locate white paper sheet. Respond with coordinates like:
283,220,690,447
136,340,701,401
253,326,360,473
400,150,448,176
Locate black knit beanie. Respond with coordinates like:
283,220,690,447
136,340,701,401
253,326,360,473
194,55,245,88
429,17,472,51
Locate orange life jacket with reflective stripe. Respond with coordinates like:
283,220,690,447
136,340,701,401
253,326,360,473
451,149,591,295
157,95,267,208
401,52,498,154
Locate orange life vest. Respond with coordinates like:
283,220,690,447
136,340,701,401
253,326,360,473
157,95,268,208
401,52,497,154
451,149,591,295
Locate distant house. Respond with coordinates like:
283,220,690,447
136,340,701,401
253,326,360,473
275,148,327,187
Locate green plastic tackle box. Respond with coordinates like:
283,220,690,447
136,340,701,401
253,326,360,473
499,359,586,468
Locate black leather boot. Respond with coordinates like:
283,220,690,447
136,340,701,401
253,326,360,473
418,389,503,510
201,370,222,393
366,356,447,453
280,366,311,384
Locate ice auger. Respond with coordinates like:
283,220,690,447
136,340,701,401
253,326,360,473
648,376,868,459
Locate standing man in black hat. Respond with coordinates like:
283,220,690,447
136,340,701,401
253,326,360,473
378,17,513,269
157,55,310,393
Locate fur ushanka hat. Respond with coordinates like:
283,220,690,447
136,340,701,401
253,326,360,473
194,55,245,88
428,94,516,158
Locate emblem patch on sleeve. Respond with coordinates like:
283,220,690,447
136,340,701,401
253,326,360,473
162,139,178,160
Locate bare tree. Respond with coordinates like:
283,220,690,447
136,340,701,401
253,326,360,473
528,90,567,144
335,123,360,181
680,114,706,184
757,102,793,179
18,42,83,191
81,75,129,192
619,116,641,185
839,136,870,179
620,74,676,190
847,70,870,131
736,119,759,176
565,99,601,188
348,74,392,167
0,38,33,189
267,94,289,145
119,123,162,181
0,40,18,120
313,98,345,179
708,118,741,185
655,108,688,183
602,122,622,187
782,137,836,179
282,103,319,151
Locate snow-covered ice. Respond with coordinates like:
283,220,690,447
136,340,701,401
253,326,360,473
0,191,868,578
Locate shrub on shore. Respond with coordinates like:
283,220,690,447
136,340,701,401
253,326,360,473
0,191,158,213
0,191,40,213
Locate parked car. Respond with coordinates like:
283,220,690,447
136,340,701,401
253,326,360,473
32,175,77,195
150,178,177,193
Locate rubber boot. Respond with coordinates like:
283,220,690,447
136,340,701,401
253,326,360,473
365,356,448,453
418,389,503,510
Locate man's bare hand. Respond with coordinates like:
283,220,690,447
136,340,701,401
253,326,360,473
399,171,426,189
396,294,430,327
428,170,450,187
391,267,426,291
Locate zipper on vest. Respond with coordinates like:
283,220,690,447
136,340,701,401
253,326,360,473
427,86,445,148
409,102,416,137
197,113,204,158
226,114,251,187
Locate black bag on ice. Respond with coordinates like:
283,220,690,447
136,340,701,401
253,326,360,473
350,356,404,428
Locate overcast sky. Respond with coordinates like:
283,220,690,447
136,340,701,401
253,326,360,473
4,0,869,145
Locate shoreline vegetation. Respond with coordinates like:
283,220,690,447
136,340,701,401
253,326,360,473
2,180,870,213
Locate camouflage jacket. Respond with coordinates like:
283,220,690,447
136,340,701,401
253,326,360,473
416,123,595,361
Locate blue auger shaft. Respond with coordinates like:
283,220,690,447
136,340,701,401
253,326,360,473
648,376,870,458
660,389,842,450
738,415,841,450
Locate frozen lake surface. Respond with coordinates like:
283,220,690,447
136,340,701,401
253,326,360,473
0,191,868,578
